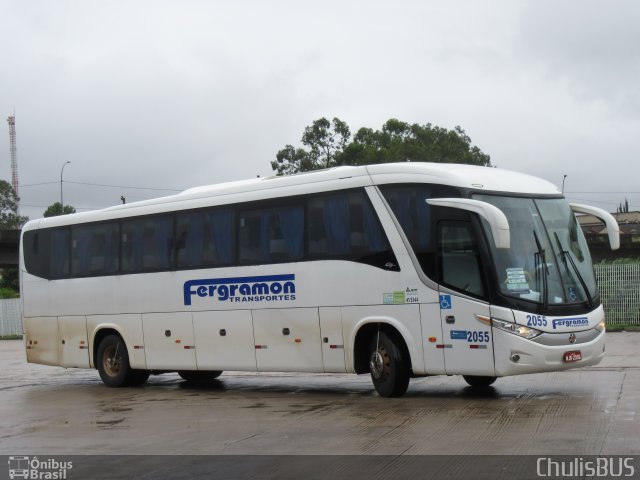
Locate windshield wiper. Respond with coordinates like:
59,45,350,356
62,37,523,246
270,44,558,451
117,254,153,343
533,230,548,309
553,232,593,308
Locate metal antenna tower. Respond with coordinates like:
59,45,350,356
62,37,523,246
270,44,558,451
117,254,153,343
7,115,19,197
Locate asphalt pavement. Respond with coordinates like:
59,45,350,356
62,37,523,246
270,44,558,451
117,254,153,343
1,333,639,457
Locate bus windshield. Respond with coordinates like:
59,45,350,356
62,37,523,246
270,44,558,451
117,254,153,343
474,194,598,306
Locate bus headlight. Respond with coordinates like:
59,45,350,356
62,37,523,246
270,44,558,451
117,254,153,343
491,318,542,340
595,319,606,332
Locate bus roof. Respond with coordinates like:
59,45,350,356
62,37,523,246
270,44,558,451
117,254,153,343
25,162,560,230
365,163,559,195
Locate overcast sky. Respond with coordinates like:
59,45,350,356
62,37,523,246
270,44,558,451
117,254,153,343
1,0,639,221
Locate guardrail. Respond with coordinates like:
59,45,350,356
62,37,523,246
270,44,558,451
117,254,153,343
594,263,640,326
0,298,22,337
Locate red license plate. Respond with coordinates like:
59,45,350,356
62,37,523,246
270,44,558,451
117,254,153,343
563,350,582,362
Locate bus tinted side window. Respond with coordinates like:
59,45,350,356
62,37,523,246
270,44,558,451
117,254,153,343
239,205,304,264
380,184,461,279
307,190,396,269
438,221,485,298
22,188,399,278
23,230,50,279
49,228,70,279
176,209,235,269
71,223,119,276
121,215,174,272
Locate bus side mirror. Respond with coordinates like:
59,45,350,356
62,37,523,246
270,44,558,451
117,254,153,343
570,203,620,250
427,198,511,250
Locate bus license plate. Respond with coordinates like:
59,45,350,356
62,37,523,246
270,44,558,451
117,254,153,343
563,351,582,363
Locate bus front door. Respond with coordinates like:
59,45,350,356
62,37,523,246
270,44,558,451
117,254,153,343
437,220,495,376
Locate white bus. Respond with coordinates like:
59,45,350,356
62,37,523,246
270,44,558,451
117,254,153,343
19,163,619,397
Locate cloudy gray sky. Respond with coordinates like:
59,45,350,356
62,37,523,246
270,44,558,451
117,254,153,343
1,0,639,221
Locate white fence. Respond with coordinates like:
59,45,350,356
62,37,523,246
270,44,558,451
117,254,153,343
0,265,637,337
0,298,22,337
594,263,640,326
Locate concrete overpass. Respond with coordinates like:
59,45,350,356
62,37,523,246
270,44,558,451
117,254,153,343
0,230,20,268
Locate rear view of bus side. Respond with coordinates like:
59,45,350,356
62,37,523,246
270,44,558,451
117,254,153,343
20,163,619,397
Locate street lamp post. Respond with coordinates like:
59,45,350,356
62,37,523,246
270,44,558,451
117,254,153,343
60,161,71,209
562,174,567,194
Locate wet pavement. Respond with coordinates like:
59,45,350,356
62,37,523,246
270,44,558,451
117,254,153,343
1,333,639,456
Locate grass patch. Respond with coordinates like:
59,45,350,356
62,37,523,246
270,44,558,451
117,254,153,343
596,257,640,265
0,335,23,340
606,324,640,332
0,287,19,299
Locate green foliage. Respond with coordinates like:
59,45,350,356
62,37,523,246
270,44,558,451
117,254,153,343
617,198,630,213
0,180,28,228
596,257,640,265
43,202,77,217
272,117,351,175
0,268,19,296
0,268,19,289
273,117,491,175
0,287,19,299
605,323,640,332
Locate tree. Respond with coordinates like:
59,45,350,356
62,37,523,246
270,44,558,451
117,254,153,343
273,117,491,175
43,202,77,217
617,198,629,214
617,198,630,214
0,180,27,297
271,117,351,175
0,180,28,228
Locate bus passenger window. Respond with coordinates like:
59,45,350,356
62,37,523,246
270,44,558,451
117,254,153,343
307,190,395,269
439,222,485,298
49,229,70,278
176,209,234,268
71,223,119,276
121,215,174,272
380,184,461,280
239,205,303,264
23,230,51,279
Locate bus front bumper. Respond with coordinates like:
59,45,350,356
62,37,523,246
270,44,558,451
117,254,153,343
492,327,605,377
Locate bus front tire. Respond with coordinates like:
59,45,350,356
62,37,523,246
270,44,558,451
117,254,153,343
463,375,497,388
368,331,410,398
97,334,141,388
178,371,223,383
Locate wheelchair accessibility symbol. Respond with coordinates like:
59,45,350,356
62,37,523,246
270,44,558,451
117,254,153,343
439,294,452,310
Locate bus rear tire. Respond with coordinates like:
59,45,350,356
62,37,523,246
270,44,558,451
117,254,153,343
97,334,136,388
178,371,223,383
368,331,410,398
463,375,497,388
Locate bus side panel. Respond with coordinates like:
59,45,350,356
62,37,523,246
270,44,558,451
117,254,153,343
21,275,51,318
420,302,447,375
252,307,323,372
142,312,197,370
341,304,424,375
319,306,347,373
193,310,257,371
24,317,60,366
87,315,146,370
58,316,90,368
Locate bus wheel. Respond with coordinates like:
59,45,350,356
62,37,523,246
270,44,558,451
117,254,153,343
463,375,497,388
178,371,223,383
368,331,410,397
97,334,134,388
